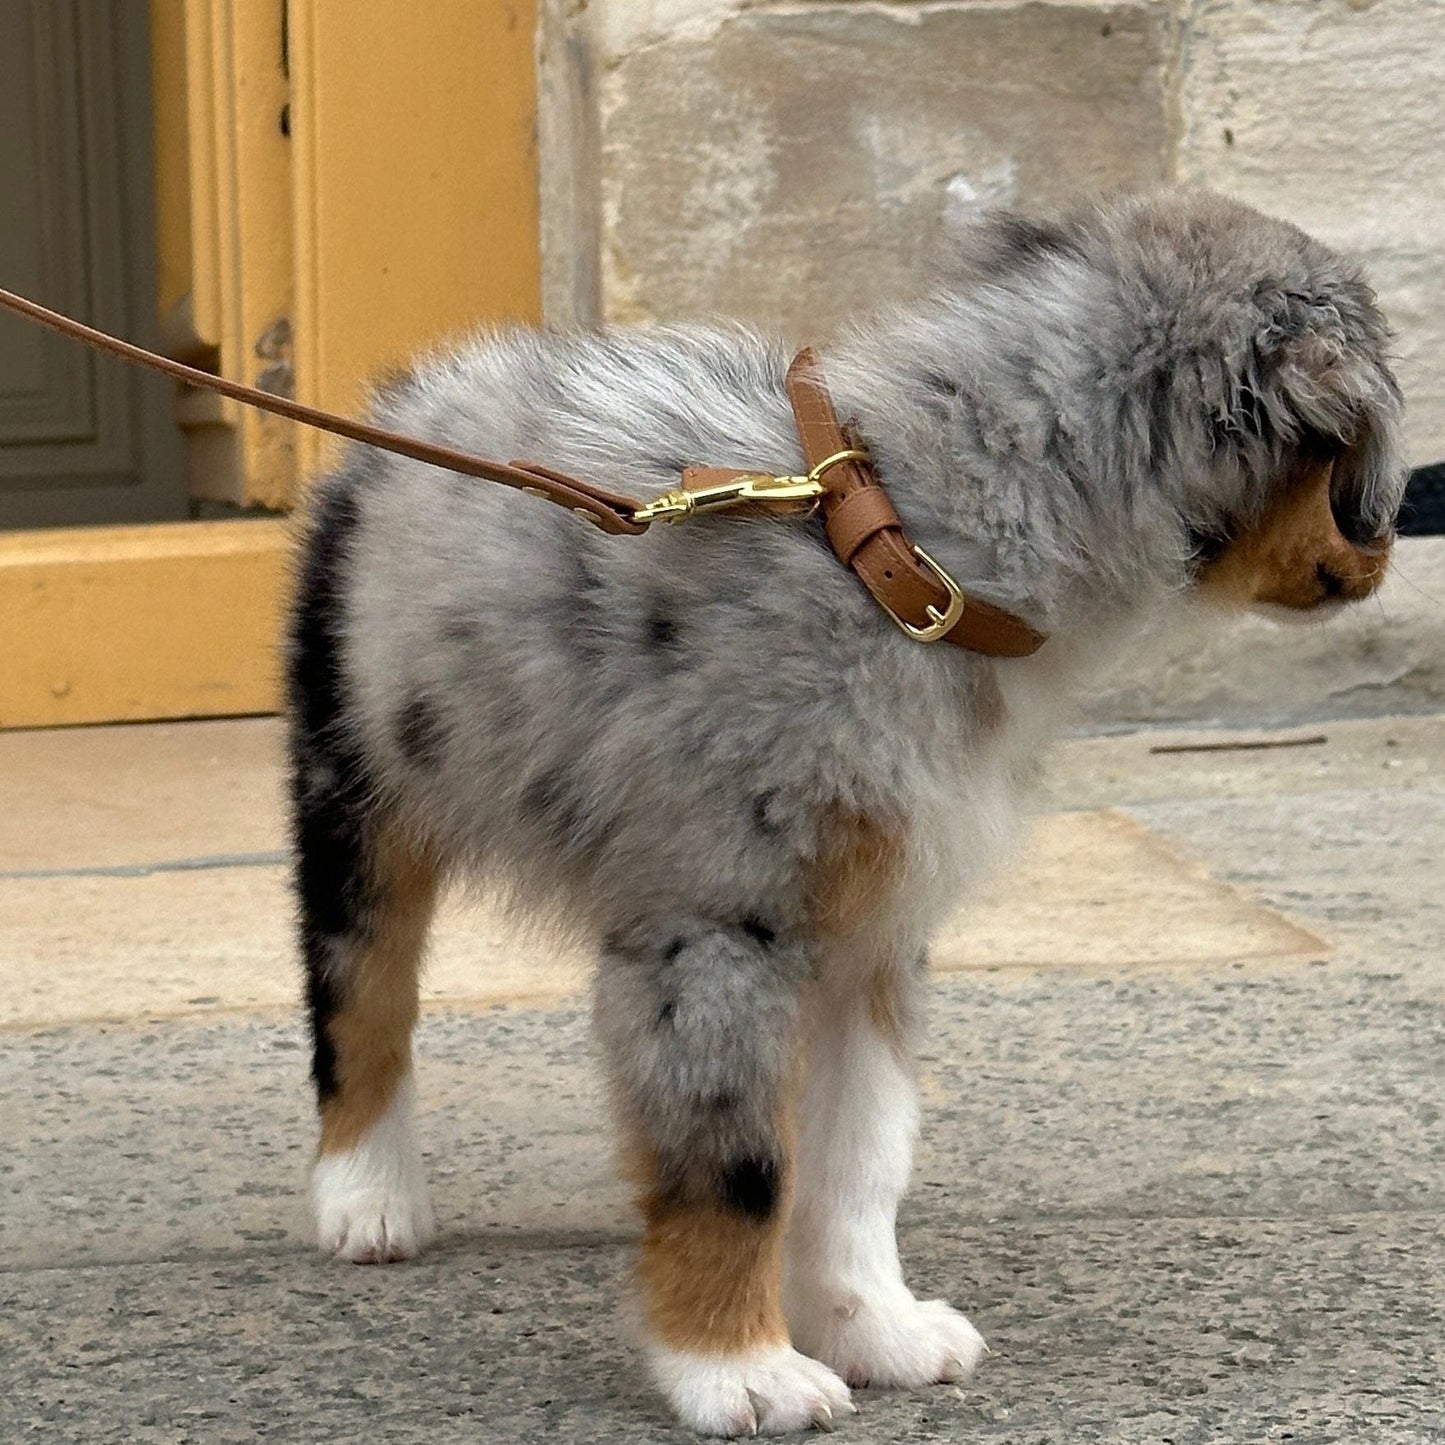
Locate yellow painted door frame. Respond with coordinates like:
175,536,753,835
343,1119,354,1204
152,0,298,510
287,2,544,475
1,0,541,730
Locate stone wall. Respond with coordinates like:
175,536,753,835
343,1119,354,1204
539,0,1445,465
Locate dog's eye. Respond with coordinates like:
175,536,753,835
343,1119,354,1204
1187,524,1230,565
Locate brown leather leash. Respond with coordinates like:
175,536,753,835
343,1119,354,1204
0,285,1045,657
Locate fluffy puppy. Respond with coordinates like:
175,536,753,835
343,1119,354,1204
286,189,1404,1435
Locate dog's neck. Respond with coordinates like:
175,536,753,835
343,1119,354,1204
817,295,1195,638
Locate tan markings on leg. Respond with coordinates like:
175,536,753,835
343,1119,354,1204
318,824,439,1156
806,807,907,938
637,1191,790,1354
624,1078,798,1355
1198,457,1390,609
866,962,909,1053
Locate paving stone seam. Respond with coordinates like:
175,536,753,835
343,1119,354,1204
5,1209,1439,1280
0,851,288,881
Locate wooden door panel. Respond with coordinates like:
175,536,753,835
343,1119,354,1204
0,4,95,443
0,0,186,528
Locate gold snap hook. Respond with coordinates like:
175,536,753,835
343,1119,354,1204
630,446,871,527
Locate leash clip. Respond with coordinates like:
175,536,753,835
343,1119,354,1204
632,447,869,527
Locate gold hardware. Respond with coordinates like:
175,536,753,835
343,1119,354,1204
806,448,870,484
630,489,694,525
631,474,821,525
631,447,870,527
878,546,967,643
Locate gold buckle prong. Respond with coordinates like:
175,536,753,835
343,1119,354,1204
878,546,967,643
631,447,871,527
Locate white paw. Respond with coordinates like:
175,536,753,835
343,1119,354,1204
310,1080,434,1264
788,1288,987,1390
312,1164,434,1263
647,1342,855,1436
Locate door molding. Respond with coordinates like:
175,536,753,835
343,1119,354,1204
152,0,542,499
0,0,188,528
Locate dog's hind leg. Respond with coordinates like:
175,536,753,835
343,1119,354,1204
289,474,438,1263
595,922,853,1436
783,952,987,1387
295,773,439,1264
297,794,439,1264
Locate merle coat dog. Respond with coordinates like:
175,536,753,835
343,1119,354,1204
287,190,1404,1434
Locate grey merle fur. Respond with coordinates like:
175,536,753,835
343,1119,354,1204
288,189,1405,1222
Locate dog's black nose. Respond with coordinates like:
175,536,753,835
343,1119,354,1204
1316,562,1347,600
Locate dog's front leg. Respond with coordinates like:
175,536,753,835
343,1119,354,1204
595,922,853,1436
784,954,987,1388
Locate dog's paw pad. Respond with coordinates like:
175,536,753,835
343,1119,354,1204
791,1291,987,1390
648,1342,854,1436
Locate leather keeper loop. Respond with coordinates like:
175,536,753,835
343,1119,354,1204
824,485,903,564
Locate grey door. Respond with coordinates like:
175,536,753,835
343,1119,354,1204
0,0,186,529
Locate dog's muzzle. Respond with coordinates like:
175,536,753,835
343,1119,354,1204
1197,458,1392,610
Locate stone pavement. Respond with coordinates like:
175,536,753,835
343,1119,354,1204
1,716,1442,1443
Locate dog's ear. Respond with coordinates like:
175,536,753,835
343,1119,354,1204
1213,278,1405,545
1196,274,1406,609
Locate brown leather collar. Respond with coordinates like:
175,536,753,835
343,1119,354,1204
0,286,1046,657
784,349,1045,657
674,351,1046,656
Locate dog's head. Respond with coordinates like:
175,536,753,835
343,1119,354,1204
1114,191,1405,615
941,191,1407,618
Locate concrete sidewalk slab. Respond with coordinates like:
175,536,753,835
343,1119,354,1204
0,718,283,874
4,1212,1440,1444
5,957,1441,1269
0,809,1321,1030
1042,713,1445,811
3,956,1442,1442
1,714,1441,1443
1083,534,1445,726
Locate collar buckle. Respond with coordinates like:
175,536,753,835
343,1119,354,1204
877,545,967,643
